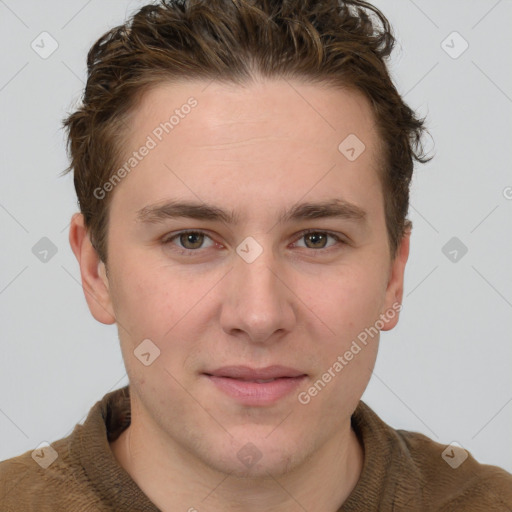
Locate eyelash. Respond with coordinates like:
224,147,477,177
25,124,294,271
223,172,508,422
161,229,346,256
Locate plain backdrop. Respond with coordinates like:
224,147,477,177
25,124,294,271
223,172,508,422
1,0,511,474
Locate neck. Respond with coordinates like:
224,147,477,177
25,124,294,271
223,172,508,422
110,402,363,512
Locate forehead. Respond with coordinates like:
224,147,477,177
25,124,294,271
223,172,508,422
113,78,383,223
133,78,378,145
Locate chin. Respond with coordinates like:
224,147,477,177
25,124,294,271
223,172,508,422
216,455,298,480
203,435,305,479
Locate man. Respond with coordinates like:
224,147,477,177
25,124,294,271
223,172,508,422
1,0,511,510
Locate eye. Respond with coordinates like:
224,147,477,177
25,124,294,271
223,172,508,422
162,231,215,254
161,229,346,256
293,229,344,251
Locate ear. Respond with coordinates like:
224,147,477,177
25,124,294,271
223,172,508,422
68,213,116,325
380,228,411,331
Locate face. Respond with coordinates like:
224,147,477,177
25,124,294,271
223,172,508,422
72,78,409,478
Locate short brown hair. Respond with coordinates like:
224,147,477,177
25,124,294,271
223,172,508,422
62,0,431,264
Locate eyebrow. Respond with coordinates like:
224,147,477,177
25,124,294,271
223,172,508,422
136,198,367,225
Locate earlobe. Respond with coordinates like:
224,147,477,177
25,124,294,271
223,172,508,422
380,229,411,332
69,213,116,325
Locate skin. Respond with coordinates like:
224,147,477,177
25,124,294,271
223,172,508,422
69,78,410,512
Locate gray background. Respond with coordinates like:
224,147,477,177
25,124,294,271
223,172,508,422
1,0,511,473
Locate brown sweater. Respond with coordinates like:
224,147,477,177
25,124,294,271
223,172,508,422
1,385,511,511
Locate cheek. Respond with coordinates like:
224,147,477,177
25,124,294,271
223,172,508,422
107,254,225,355
111,269,164,328
106,234,226,379
302,268,384,410
108,262,202,392
317,263,387,335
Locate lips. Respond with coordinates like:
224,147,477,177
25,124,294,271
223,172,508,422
203,365,307,380
203,365,307,406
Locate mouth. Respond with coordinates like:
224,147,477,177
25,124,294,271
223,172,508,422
202,365,307,406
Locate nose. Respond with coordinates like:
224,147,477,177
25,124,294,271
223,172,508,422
219,241,296,344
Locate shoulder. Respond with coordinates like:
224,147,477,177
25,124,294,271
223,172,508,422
351,401,512,510
396,428,512,510
0,433,102,511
